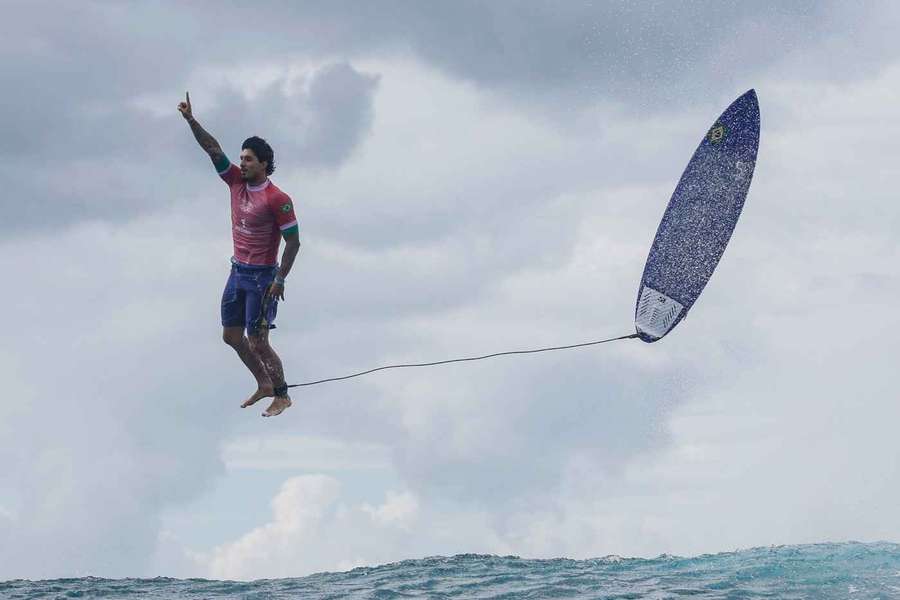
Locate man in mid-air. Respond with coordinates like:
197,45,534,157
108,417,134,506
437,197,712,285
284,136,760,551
178,92,300,417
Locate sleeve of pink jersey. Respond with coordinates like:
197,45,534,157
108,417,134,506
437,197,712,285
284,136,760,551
218,163,242,186
269,192,299,232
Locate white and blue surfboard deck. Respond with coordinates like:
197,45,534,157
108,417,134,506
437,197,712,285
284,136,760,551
635,89,760,342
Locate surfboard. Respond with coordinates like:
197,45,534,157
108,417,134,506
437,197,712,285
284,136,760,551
635,89,760,342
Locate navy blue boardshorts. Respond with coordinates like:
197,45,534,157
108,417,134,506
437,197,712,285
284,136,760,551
221,258,279,334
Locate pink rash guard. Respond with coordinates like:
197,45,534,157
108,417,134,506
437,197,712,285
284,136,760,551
218,162,299,266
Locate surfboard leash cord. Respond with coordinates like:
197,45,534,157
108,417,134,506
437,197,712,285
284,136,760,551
286,332,640,388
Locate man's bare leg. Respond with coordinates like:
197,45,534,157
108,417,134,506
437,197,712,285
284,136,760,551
223,326,274,407
248,328,292,417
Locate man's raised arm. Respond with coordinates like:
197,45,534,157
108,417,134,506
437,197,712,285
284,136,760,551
177,92,228,170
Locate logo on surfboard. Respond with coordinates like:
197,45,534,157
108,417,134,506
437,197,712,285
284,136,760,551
708,124,726,144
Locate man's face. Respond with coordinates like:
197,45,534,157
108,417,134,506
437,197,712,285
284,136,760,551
239,149,267,180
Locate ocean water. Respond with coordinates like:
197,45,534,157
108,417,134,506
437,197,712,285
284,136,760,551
3,542,899,599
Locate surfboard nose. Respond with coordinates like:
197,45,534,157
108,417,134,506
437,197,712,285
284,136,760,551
732,89,760,118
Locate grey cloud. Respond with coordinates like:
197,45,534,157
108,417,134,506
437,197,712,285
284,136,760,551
0,58,377,233
3,1,895,236
0,224,239,578
0,332,229,578
0,2,383,234
380,347,702,512
207,63,379,170
302,63,380,166
404,2,893,104
207,1,891,107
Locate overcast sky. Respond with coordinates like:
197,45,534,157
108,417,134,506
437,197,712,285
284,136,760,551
1,0,899,581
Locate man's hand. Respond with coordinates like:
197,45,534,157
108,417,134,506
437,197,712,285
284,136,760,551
268,282,285,301
180,94,225,161
177,91,193,121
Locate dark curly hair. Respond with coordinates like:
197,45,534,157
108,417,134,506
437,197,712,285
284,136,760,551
242,136,275,176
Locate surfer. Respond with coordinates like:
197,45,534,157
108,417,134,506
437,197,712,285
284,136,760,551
178,92,300,417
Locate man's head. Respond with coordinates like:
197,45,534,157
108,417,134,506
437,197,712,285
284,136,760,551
240,136,275,181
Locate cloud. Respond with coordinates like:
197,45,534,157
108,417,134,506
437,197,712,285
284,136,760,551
361,490,419,529
201,475,422,580
536,312,900,560
0,55,378,234
197,62,379,170
163,1,900,109
5,1,896,236
0,211,232,579
221,434,391,471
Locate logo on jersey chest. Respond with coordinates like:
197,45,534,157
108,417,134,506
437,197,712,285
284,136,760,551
239,195,265,216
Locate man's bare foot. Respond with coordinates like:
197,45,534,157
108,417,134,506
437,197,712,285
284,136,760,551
262,394,292,417
241,384,274,408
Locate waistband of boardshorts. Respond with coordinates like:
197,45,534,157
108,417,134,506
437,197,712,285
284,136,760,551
230,256,278,270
